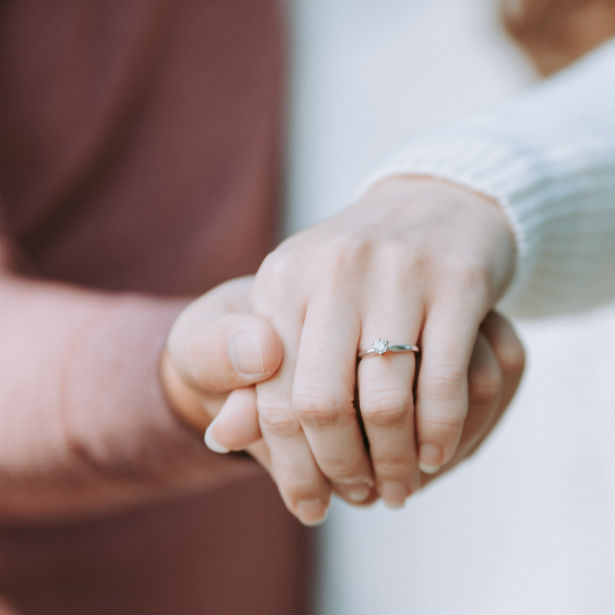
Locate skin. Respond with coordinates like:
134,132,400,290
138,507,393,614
161,276,281,473
207,309,525,505
243,177,516,522
162,176,522,525
501,0,615,76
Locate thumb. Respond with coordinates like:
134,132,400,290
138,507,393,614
167,311,283,394
204,388,262,453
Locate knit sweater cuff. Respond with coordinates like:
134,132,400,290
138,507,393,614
357,130,614,318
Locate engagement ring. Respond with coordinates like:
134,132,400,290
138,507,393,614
358,338,419,359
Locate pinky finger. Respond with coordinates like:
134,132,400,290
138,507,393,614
419,331,499,486
463,311,525,458
415,306,480,474
204,388,262,453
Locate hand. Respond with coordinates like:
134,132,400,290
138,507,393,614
160,276,283,471
420,311,525,487
206,311,525,508
247,177,516,522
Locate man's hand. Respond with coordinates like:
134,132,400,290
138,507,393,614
160,276,283,471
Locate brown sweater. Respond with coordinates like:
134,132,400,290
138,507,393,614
0,1,310,613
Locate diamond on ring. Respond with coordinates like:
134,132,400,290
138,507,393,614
357,339,419,360
372,338,389,354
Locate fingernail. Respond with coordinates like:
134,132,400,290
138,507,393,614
418,443,443,474
296,499,329,526
204,424,230,454
380,481,408,509
228,331,264,376
342,482,372,503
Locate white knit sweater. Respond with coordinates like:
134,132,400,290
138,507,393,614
361,40,614,318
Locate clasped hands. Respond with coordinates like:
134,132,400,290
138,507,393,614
162,178,525,526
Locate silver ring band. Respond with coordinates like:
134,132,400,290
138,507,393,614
358,338,419,359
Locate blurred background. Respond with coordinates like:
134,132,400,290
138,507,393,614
285,0,614,613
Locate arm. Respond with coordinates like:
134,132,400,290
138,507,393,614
0,248,280,524
360,40,615,317
199,42,611,524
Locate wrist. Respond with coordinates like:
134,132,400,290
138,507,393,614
362,175,517,301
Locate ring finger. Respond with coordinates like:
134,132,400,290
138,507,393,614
357,305,423,508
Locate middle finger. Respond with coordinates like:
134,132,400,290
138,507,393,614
293,295,376,503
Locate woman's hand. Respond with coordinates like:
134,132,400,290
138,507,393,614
420,311,525,487
160,276,283,472
207,311,525,513
247,177,516,522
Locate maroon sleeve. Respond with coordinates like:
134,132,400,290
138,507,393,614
0,244,261,524
0,0,283,524
0,3,310,613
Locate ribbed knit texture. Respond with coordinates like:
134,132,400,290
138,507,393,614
360,40,614,318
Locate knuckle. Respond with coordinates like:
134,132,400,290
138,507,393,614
452,256,490,287
296,405,340,428
293,391,353,427
422,366,466,402
330,235,368,260
318,236,369,279
469,366,502,406
258,250,291,279
361,389,411,426
378,240,409,267
377,243,421,287
284,481,328,506
406,249,430,273
258,406,302,438
276,467,330,504
440,256,491,300
253,252,278,289
319,456,364,482
252,251,298,310
371,453,413,476
418,411,466,436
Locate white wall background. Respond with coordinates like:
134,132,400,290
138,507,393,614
285,1,614,613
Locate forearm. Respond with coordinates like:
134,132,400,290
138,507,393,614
0,272,257,525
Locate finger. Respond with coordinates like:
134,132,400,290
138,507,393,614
358,308,422,509
203,388,273,476
256,319,332,526
202,387,273,476
480,311,526,406
443,332,502,467
159,347,224,432
245,439,272,475
205,388,262,453
419,330,500,486
420,312,525,487
167,312,283,394
415,300,482,474
292,298,374,504
463,311,525,458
